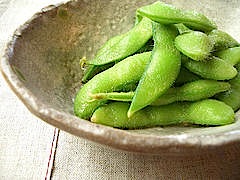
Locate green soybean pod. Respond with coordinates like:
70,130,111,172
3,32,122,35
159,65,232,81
82,17,153,82
82,65,98,83
137,1,217,32
91,91,134,102
91,100,234,129
135,11,143,25
174,67,200,86
236,63,240,71
135,39,154,53
82,33,126,82
185,99,234,125
152,80,230,105
92,102,184,128
119,83,137,92
175,31,214,61
89,17,152,66
214,47,240,66
174,23,192,34
183,56,237,80
215,69,240,111
91,80,230,106
208,30,239,51
74,52,151,119
82,63,114,83
128,22,181,117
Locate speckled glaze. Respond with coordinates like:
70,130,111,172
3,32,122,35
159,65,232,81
1,0,240,155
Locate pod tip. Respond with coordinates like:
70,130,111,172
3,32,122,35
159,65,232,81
127,110,134,119
90,114,96,122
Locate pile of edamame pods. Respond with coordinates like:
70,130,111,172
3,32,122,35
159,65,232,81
74,1,240,129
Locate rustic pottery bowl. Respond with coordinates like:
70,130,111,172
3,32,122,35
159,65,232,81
1,0,240,155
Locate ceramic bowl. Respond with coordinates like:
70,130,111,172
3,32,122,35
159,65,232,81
1,0,240,155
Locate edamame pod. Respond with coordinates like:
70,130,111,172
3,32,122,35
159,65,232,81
82,33,125,82
135,12,143,25
91,91,134,102
174,23,191,34
236,63,240,71
175,31,213,61
82,17,153,82
185,99,234,125
183,56,237,80
208,30,239,51
74,52,151,119
82,65,98,83
119,83,137,92
152,80,230,105
82,63,114,83
91,80,230,106
91,100,235,129
89,17,152,66
174,67,200,86
128,22,181,117
137,1,217,32
214,47,240,66
135,39,154,53
215,68,240,111
92,102,183,128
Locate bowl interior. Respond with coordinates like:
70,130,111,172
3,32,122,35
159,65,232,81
2,0,240,153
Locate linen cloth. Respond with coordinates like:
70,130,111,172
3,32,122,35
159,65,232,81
0,0,63,179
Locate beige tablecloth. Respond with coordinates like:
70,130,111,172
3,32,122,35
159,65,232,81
0,1,64,179
1,0,240,179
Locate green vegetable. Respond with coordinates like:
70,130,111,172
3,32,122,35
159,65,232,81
137,1,217,32
214,47,240,66
74,52,151,119
119,83,137,92
91,80,230,106
91,100,235,129
128,22,181,117
183,56,237,80
74,1,238,129
81,32,125,82
152,80,230,105
175,23,192,34
82,17,152,82
91,91,135,102
215,65,240,111
89,17,152,66
208,30,239,51
135,39,154,53
174,67,200,86
175,31,213,61
82,63,114,83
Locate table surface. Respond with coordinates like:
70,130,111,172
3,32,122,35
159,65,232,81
1,0,240,179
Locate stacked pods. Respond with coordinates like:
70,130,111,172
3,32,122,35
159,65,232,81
74,1,240,129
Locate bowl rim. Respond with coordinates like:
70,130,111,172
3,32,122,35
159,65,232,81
1,0,240,154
